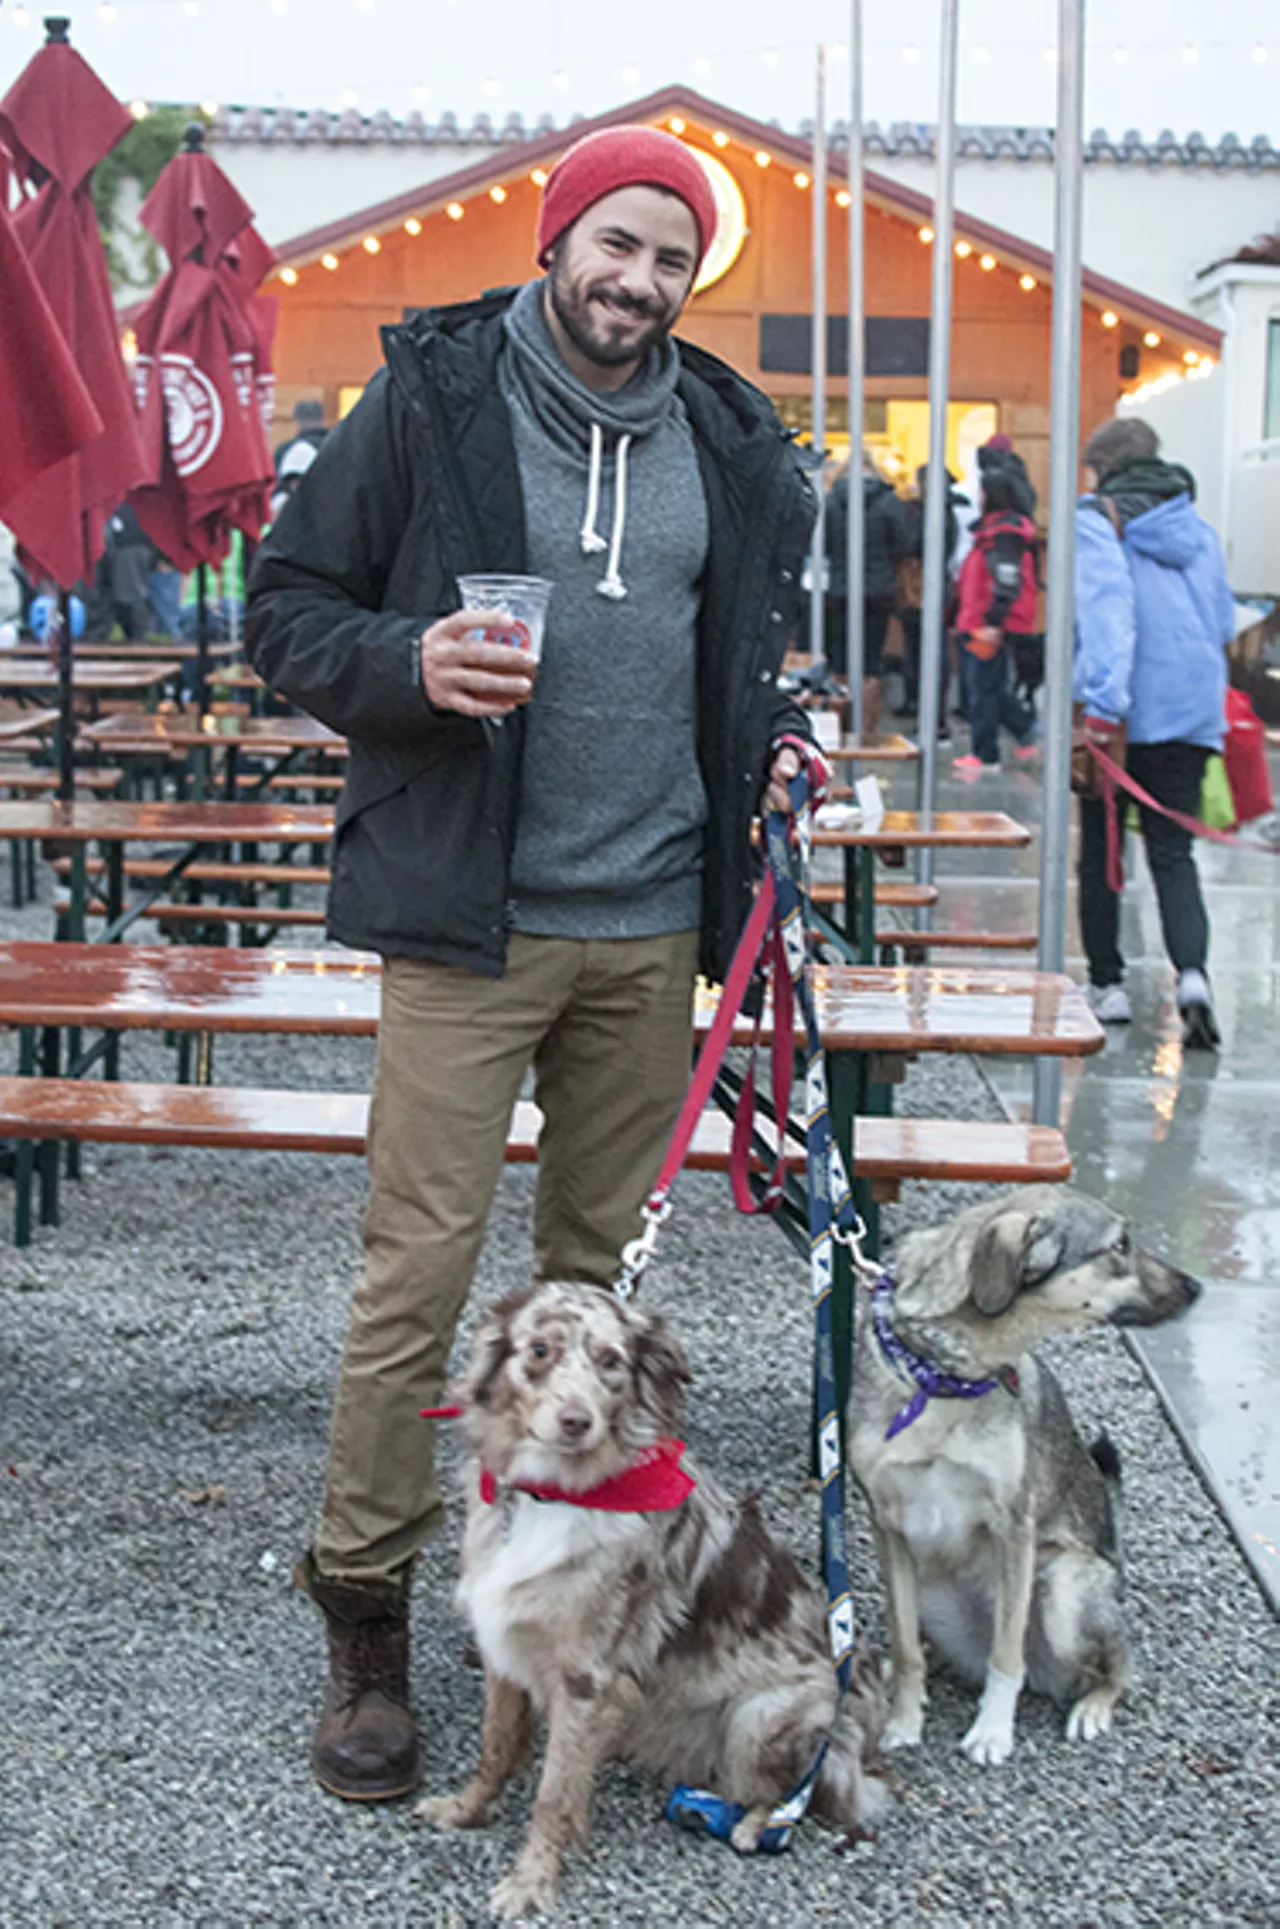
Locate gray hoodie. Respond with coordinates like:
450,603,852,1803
497,278,710,941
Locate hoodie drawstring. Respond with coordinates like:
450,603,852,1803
580,423,608,558
579,423,632,601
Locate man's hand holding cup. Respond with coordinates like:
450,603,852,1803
419,610,536,719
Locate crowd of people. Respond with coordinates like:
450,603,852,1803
814,416,1234,1048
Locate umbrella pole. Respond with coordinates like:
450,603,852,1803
57,588,74,802
196,562,209,717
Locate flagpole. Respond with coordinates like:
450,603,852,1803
914,0,960,902
809,44,828,665
1033,0,1086,1127
57,587,74,801
845,0,866,734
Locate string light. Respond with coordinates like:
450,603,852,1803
404,216,422,235
446,201,465,221
1101,310,1119,328
322,253,339,271
669,117,686,134
1183,349,1200,365
530,168,548,187
200,99,218,117
918,225,935,244
793,171,811,189
1143,330,1161,348
955,239,972,258
1019,273,1037,291
280,266,299,286
362,235,381,254
753,150,772,168
129,99,149,119
835,188,852,208
980,253,996,271
712,130,730,148
489,184,507,203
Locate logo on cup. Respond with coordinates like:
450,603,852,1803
510,619,532,653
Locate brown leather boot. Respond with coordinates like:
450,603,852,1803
298,1559,422,1801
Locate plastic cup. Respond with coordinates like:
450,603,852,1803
457,573,553,665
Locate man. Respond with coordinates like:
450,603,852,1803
1073,416,1232,1047
246,125,820,1802
272,396,328,476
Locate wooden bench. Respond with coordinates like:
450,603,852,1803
53,856,330,888
0,1078,1072,1218
53,894,325,937
1,769,124,794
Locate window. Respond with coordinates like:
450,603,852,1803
1265,317,1280,441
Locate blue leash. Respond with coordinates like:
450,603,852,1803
667,770,870,1853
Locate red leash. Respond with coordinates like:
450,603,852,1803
1087,742,1276,894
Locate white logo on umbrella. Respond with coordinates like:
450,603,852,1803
159,353,224,477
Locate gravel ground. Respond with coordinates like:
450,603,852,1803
1,867,1276,1927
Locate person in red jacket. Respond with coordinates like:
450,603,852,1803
952,460,1041,772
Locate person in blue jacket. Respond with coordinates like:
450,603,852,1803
1073,417,1235,1047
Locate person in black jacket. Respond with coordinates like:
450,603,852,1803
246,126,820,1804
823,455,911,730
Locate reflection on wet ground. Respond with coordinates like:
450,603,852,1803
869,744,1280,1609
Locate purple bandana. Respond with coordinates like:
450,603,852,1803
871,1269,1004,1440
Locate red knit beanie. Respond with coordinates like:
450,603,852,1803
536,126,718,268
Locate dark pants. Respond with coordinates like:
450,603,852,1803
898,608,952,726
824,596,891,678
1077,739,1211,988
961,639,1035,764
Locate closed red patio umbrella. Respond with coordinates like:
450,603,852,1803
0,16,147,796
0,190,103,513
127,122,277,710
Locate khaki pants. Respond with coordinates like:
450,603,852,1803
311,929,699,1588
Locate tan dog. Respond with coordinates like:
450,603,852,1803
419,1282,887,1919
847,1187,1200,1768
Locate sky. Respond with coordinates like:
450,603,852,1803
1,0,1278,141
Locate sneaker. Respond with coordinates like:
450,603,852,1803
1177,969,1220,1049
1087,983,1132,1024
1012,741,1040,764
953,754,1000,774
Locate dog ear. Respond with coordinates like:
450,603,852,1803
632,1314,691,1433
461,1291,530,1407
970,1211,1064,1317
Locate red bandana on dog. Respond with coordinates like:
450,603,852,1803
420,1411,694,1513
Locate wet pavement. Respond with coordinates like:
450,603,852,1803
870,732,1280,1612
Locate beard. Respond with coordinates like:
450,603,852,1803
545,255,678,370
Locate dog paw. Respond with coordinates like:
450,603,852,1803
959,1716,1015,1767
1065,1689,1118,1743
417,1791,494,1831
489,1867,558,1920
881,1708,925,1751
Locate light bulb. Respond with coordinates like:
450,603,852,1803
979,253,996,271
918,225,935,244
793,172,811,190
955,239,972,258
1101,310,1119,329
754,150,772,168
362,235,381,254
1143,331,1160,348
279,266,299,286
404,217,422,235
1019,273,1037,292
446,201,465,221
489,185,507,204
322,253,339,271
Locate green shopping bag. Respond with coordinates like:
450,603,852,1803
1200,752,1237,831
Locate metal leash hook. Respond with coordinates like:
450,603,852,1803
612,1193,672,1302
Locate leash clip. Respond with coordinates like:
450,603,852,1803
613,1194,672,1302
833,1210,879,1283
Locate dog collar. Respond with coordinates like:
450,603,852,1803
870,1269,1013,1440
479,1436,695,1513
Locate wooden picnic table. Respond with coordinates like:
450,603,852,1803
0,660,182,720
0,798,333,942
0,706,59,743
82,711,343,799
5,639,239,662
825,733,920,763
0,942,1101,1056
0,938,1100,1409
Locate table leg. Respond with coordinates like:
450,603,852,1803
37,1025,61,1227
858,847,876,963
13,1026,36,1248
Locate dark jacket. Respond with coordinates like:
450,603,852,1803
246,289,816,984
824,472,910,603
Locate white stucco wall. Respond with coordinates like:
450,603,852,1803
210,141,498,248
868,153,1279,311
